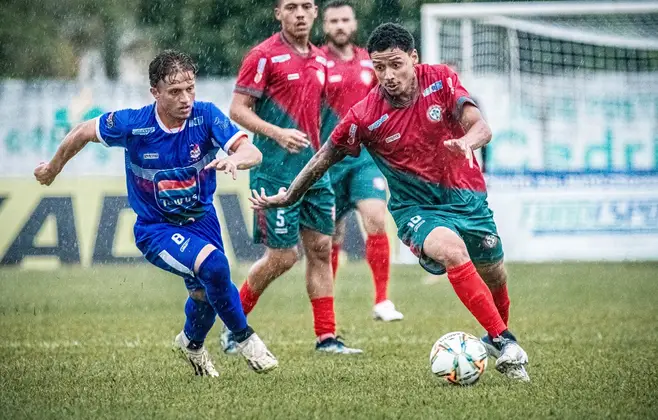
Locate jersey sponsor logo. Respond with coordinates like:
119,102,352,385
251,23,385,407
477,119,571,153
447,77,455,95
360,70,373,86
106,112,115,128
143,152,159,160
422,81,443,97
254,57,267,83
287,73,300,81
327,60,335,68
189,144,201,160
271,54,291,63
427,105,442,122
154,168,200,212
347,123,357,145
368,113,389,131
316,69,325,85
132,127,155,136
188,116,203,127
360,60,374,69
384,133,401,143
315,56,327,66
214,116,230,129
329,74,342,83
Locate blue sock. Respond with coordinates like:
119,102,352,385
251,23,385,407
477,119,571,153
197,249,248,333
183,296,216,348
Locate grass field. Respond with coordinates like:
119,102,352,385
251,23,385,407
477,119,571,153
1,262,657,419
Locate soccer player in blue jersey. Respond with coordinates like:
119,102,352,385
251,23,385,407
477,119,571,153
33,50,278,377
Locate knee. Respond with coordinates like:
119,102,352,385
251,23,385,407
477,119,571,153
305,237,332,263
197,250,230,286
423,228,470,268
477,261,508,288
188,289,207,302
266,247,299,271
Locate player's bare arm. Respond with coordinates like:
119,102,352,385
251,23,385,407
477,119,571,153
443,104,492,168
250,141,346,209
205,136,263,180
230,92,310,154
34,118,99,186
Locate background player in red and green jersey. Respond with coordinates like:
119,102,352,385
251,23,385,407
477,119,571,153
321,0,403,322
250,23,530,381
225,0,362,355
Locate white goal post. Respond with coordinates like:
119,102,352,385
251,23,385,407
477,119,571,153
420,1,658,174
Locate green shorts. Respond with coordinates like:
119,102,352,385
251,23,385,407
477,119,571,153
252,178,335,249
331,162,387,222
393,204,504,275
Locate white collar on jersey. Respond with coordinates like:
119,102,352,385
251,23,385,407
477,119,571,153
155,105,187,134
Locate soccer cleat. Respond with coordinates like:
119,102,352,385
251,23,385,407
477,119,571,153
481,334,502,359
236,333,279,373
372,300,404,322
173,331,219,377
315,336,364,354
219,324,239,356
492,335,530,382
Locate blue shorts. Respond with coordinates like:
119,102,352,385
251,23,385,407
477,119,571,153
134,208,226,291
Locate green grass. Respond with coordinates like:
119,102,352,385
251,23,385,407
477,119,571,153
1,262,657,419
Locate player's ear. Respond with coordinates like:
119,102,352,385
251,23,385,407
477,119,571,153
150,86,160,101
410,49,419,65
274,5,282,21
312,5,318,18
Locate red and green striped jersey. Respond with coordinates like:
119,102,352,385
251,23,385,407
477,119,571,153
320,45,377,171
330,64,485,213
235,32,330,187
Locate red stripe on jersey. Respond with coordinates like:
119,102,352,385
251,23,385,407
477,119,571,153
157,177,196,191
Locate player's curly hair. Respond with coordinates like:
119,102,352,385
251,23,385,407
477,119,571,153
148,50,198,87
366,23,414,54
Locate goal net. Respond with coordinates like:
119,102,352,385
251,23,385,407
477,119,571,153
420,2,658,173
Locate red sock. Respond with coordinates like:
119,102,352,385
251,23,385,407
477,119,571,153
447,261,507,337
366,233,390,304
311,296,336,338
331,243,341,279
239,281,260,316
490,284,510,325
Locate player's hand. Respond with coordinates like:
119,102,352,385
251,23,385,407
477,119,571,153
274,128,310,154
205,158,238,180
249,187,288,210
443,138,474,169
34,161,59,186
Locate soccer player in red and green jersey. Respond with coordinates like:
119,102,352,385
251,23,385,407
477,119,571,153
250,23,530,381
321,0,403,322
225,0,362,355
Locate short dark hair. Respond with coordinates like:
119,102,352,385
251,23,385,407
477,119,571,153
148,50,198,87
366,23,414,54
323,0,352,12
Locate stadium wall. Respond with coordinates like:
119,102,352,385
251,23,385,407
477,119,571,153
1,79,657,268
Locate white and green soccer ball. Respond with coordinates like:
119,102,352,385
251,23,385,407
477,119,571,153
429,331,488,386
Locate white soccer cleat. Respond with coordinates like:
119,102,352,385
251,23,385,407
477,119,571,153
237,333,279,373
173,331,219,377
494,338,530,382
372,300,404,322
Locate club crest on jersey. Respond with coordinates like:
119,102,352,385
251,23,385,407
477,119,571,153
482,234,498,249
360,70,373,86
189,144,201,160
427,105,442,122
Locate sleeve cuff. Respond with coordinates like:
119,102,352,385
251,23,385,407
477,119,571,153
95,117,110,147
223,131,248,154
453,97,478,120
234,85,264,99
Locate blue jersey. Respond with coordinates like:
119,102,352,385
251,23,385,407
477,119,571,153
95,101,245,225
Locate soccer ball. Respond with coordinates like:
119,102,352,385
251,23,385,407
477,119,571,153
429,331,488,386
